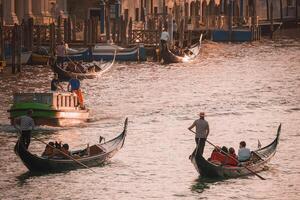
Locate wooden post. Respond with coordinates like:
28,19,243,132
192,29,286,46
128,18,132,45
116,17,121,44
266,0,269,21
279,0,283,21
94,18,99,43
296,0,298,23
0,3,4,61
112,19,116,43
179,18,184,48
270,1,273,39
88,18,93,45
83,19,87,46
105,3,111,42
49,23,56,59
28,18,34,51
121,16,126,45
17,25,22,72
71,16,77,41
36,25,41,51
64,18,68,42
229,0,233,42
57,16,62,43
11,25,17,74
68,17,72,43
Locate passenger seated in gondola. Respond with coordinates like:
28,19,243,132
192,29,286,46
223,147,238,166
238,141,251,162
52,141,62,158
61,143,71,158
52,143,70,159
41,142,55,158
221,146,228,155
208,146,226,165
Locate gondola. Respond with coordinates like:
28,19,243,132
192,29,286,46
53,52,116,80
161,34,203,64
190,124,281,179
92,43,146,61
14,118,128,172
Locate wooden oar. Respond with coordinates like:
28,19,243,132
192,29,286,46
29,134,96,173
189,130,266,180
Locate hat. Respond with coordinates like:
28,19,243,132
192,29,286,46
199,112,205,117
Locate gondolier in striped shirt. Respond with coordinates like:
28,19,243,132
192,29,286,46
188,112,210,155
14,110,35,149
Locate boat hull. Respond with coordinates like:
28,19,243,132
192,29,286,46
14,118,128,172
31,53,50,65
5,52,32,65
92,45,146,61
8,103,89,127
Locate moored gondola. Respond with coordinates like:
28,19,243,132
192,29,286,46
190,124,281,179
161,34,203,64
14,118,128,172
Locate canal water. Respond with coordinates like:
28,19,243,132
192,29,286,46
0,30,299,199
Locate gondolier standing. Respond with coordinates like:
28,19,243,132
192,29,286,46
56,41,66,66
160,27,170,51
14,110,35,149
188,112,210,155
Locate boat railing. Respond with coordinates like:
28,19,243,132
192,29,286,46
13,92,80,110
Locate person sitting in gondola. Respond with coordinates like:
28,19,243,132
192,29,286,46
223,147,238,166
208,146,226,165
61,143,71,158
41,141,55,158
238,141,251,162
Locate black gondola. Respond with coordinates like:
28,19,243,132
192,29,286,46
190,124,281,179
53,53,116,80
14,118,128,172
161,34,203,64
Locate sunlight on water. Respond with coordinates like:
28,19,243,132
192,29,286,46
0,30,300,199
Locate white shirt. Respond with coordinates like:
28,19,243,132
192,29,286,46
160,31,170,41
15,116,35,131
238,147,251,161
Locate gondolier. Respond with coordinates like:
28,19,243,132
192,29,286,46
14,110,35,149
188,112,210,155
56,41,66,66
160,27,170,49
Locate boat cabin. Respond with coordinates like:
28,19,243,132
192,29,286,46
13,92,80,110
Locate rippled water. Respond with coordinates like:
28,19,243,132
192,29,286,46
0,30,300,200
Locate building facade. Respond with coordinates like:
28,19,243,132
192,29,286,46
1,0,68,25
1,0,299,25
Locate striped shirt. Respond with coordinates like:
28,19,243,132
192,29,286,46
15,116,35,131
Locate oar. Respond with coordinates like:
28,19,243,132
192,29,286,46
29,134,96,173
189,130,266,180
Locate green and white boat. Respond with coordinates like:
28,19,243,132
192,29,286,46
8,92,89,126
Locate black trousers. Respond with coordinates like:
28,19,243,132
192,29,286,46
195,138,206,156
57,56,64,66
21,130,31,149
